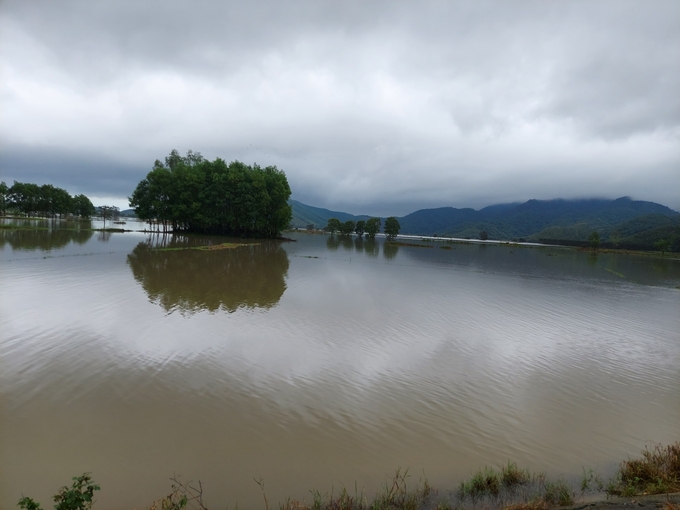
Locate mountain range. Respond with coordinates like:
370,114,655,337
290,198,680,251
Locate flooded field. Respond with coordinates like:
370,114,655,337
1,223,679,509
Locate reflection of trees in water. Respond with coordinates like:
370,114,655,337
0,227,94,251
354,237,364,252
326,236,339,251
97,231,112,243
126,238,289,314
340,235,354,251
383,243,399,259
364,239,379,257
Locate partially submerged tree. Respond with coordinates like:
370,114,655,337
325,218,341,234
365,217,381,238
339,220,356,235
354,220,366,237
72,194,96,219
99,205,119,229
384,216,401,240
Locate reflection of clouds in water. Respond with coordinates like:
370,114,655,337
2,232,680,503
3,232,680,409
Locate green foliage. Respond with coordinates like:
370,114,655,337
365,217,381,238
18,473,100,510
458,467,501,499
2,181,95,218
0,181,8,214
479,230,488,241
325,218,341,234
72,195,96,218
500,462,532,489
654,239,671,255
129,150,292,238
588,231,600,249
384,217,400,240
339,220,356,235
355,220,366,237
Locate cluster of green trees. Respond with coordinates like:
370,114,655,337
0,181,96,218
129,150,292,238
325,216,401,239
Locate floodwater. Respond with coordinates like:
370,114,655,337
1,223,679,510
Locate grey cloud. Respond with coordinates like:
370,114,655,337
1,0,679,214
0,145,147,198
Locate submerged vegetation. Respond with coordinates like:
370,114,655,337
17,443,680,510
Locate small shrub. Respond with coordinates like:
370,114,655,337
18,473,100,510
459,467,501,499
608,442,680,496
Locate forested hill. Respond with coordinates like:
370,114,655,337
290,197,680,251
289,199,371,228
398,197,679,239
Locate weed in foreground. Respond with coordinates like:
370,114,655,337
458,466,574,508
607,442,680,496
146,476,209,510
542,481,573,507
580,468,604,494
18,473,100,510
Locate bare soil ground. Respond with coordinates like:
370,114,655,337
566,492,680,510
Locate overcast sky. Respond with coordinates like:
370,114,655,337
1,0,679,215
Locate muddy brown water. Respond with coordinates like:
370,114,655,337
1,224,679,509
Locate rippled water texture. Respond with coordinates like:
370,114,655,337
1,224,679,509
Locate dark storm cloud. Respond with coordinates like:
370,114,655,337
0,144,146,198
1,0,679,213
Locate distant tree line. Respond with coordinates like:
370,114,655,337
324,216,401,239
129,150,292,238
0,181,96,218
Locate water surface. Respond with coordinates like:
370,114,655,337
1,227,679,509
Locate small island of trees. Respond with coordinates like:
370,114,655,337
129,150,292,238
